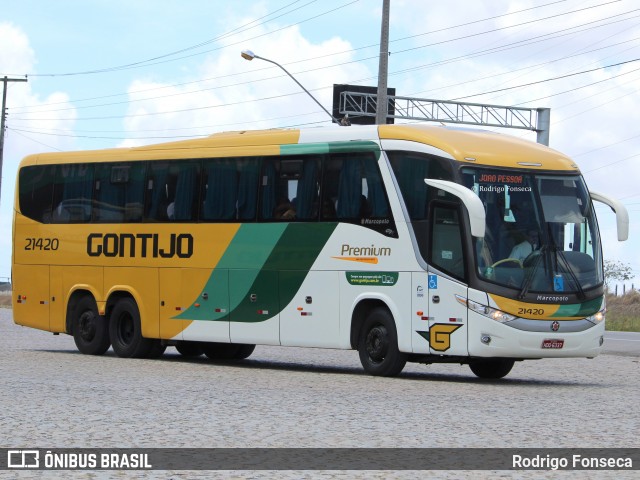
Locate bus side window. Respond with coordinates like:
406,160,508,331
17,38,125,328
51,164,94,223
144,161,201,222
201,158,239,221
259,155,321,221
429,205,465,279
328,152,391,221
145,162,171,222
172,161,201,221
200,157,260,221
18,165,55,223
94,162,145,223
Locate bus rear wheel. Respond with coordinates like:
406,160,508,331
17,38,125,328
109,297,153,358
469,359,515,379
202,343,255,360
146,340,167,359
72,296,110,355
358,307,407,377
175,341,204,357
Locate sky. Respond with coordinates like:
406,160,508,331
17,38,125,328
0,0,639,286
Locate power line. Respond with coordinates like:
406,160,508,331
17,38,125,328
12,8,638,122
10,0,360,78
450,58,640,102
7,0,599,112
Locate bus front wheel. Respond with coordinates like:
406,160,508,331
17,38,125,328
72,296,110,355
469,359,515,379
358,307,407,377
109,297,153,358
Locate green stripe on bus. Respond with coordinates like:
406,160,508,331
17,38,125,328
552,297,602,318
280,141,380,156
175,224,287,321
229,222,337,322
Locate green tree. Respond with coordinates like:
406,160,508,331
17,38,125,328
603,259,633,292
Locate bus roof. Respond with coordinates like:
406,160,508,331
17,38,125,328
19,124,579,172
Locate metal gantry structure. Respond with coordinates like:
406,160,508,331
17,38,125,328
339,91,551,145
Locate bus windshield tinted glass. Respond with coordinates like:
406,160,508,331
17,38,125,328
462,168,603,293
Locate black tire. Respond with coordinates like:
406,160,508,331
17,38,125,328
72,296,110,355
469,359,515,379
234,344,256,360
146,340,167,359
109,297,153,358
358,307,407,376
175,341,204,357
202,342,255,360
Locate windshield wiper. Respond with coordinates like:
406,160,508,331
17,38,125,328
554,246,586,300
518,244,546,299
545,223,585,300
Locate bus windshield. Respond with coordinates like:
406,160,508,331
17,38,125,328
462,168,603,294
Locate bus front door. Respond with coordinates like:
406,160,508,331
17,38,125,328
427,274,468,356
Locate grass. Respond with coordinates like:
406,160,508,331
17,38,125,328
0,290,638,331
605,291,640,332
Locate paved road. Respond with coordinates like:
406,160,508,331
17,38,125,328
603,331,640,356
1,308,638,479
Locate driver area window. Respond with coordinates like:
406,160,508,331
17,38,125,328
429,205,465,279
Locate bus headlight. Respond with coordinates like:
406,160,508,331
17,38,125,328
462,297,517,323
586,308,605,324
585,298,606,324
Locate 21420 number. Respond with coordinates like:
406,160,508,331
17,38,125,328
25,237,59,251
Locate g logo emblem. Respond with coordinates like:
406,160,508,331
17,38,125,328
428,324,462,352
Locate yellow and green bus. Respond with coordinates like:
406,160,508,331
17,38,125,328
12,125,628,378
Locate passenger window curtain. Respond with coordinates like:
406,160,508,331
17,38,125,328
295,159,319,219
260,161,277,219
336,159,362,218
203,160,237,220
94,165,124,222
362,158,388,217
237,159,259,220
399,156,428,220
147,166,169,221
174,164,198,220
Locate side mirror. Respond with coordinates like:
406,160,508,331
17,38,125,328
590,191,629,241
424,179,486,238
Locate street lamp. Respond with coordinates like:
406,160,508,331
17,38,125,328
241,49,344,125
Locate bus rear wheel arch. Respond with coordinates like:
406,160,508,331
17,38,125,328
357,306,407,377
71,295,110,355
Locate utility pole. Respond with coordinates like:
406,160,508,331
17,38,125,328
0,76,28,204
375,0,390,125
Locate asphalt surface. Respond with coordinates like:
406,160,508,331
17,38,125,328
602,330,640,356
1,308,638,479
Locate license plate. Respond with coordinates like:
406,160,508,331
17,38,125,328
542,339,564,349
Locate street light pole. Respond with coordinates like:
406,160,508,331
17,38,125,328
375,0,390,125
241,50,342,125
0,75,28,205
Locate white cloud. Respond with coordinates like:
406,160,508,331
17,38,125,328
0,22,77,277
119,21,372,147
